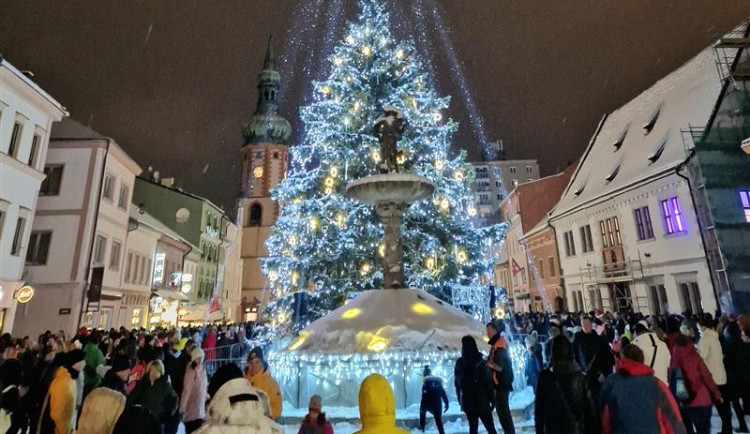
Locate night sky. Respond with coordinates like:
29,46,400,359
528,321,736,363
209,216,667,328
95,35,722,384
2,1,748,211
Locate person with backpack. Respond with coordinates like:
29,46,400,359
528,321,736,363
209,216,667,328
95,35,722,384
534,336,597,434
486,321,515,434
418,366,448,434
454,335,497,434
601,344,686,434
670,333,722,434
632,320,670,385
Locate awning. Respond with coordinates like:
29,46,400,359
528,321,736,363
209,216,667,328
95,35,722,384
154,289,189,301
180,305,224,322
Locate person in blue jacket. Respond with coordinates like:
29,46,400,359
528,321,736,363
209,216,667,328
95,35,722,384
419,366,449,434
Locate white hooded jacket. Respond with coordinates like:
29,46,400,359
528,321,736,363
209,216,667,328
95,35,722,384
193,378,283,434
632,331,670,385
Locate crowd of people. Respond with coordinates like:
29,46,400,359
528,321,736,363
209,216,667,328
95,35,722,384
0,309,746,434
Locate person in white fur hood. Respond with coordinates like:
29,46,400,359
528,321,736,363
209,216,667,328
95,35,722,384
193,377,283,434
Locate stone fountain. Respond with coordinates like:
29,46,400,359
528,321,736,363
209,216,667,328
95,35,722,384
346,106,434,288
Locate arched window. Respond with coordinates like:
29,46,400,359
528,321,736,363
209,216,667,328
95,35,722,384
249,203,262,227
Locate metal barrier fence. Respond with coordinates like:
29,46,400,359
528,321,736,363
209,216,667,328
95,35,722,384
203,343,251,377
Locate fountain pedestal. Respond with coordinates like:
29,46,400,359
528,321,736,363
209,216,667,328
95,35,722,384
346,173,434,288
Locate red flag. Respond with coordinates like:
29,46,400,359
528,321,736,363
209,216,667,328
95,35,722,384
512,259,522,275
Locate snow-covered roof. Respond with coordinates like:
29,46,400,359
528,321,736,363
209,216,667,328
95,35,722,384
286,289,485,355
550,47,722,220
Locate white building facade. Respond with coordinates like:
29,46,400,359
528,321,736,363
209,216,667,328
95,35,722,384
13,119,142,336
549,48,722,315
0,57,67,332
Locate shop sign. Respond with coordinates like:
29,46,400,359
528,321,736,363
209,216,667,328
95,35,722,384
14,285,35,303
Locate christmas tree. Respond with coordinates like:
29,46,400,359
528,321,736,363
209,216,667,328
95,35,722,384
263,0,505,326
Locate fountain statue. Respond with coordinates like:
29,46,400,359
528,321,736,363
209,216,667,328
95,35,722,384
347,107,435,288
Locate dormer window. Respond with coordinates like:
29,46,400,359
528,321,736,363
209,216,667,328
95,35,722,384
605,164,621,183
573,183,586,196
613,130,627,151
648,140,667,164
643,109,660,134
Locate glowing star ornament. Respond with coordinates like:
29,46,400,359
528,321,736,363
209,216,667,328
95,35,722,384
433,112,442,122
439,198,450,211
454,170,464,181
468,207,477,217
329,166,339,177
321,85,331,95
377,243,386,257
346,35,354,44
333,57,343,66
456,249,468,264
362,45,372,57
395,49,404,59
359,261,371,276
372,151,381,162
309,217,320,230
337,213,346,228
435,160,445,171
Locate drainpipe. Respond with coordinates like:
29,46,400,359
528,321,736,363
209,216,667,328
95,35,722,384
674,149,722,312
77,140,111,329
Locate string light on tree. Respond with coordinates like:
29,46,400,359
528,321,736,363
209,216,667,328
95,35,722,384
262,0,507,325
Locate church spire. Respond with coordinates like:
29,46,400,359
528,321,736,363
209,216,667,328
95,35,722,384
242,35,291,146
263,36,275,71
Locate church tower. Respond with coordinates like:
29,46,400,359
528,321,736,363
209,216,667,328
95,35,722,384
238,37,291,320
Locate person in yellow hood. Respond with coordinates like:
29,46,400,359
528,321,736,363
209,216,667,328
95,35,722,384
353,374,409,434
244,347,283,419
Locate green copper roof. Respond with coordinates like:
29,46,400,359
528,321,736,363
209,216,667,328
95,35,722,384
243,36,291,146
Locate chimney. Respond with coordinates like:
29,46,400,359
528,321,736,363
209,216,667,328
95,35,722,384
161,177,175,188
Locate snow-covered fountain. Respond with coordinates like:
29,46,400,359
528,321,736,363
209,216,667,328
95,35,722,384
270,109,533,427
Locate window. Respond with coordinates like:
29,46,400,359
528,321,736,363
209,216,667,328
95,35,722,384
548,257,556,277
600,220,608,248
538,260,544,279
605,164,620,182
8,122,22,158
118,184,129,209
124,252,133,282
613,217,622,245
643,109,660,134
109,241,122,269
133,253,141,284
661,196,686,234
25,231,51,265
145,258,152,283
0,210,5,241
511,179,518,188
249,203,262,226
648,140,667,164
613,130,627,151
28,134,40,167
648,284,668,315
508,167,517,174
740,191,750,223
93,235,107,265
580,225,594,253
102,174,115,200
273,151,280,159
139,256,147,284
678,281,701,313
40,165,63,196
495,180,502,187
563,230,576,257
526,166,533,173
634,206,655,240
496,193,502,200
10,217,26,256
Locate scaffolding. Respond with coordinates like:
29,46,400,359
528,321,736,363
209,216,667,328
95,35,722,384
714,22,750,85
577,259,649,313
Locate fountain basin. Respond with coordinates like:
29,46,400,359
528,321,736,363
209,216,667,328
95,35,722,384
346,173,434,205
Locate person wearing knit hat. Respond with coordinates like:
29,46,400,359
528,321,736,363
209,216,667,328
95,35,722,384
39,349,85,434
298,394,333,434
245,347,283,419
100,354,132,395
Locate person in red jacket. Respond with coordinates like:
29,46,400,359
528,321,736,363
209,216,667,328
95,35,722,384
601,344,686,434
670,334,723,434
